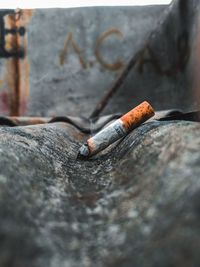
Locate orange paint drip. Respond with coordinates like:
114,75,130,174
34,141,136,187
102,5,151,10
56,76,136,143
121,101,155,132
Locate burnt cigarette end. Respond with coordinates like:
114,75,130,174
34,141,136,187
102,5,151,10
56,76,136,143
76,142,91,160
120,101,155,132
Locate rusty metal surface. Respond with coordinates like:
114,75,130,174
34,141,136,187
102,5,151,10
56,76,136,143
0,9,33,116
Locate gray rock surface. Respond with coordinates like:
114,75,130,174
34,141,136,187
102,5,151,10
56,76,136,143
0,119,199,266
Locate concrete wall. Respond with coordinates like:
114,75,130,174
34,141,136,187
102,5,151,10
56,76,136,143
0,1,199,118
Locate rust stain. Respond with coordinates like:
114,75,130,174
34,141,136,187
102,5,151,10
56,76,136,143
195,21,200,110
17,9,33,116
59,31,87,69
94,28,124,71
5,11,20,116
0,80,4,85
5,9,33,116
13,8,23,22
121,101,155,132
5,42,13,51
0,92,10,113
8,116,47,126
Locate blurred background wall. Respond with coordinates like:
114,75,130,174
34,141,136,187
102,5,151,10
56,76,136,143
0,1,199,117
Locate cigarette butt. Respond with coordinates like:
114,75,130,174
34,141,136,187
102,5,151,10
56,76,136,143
77,101,154,159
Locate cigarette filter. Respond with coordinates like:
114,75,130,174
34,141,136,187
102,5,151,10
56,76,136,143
77,101,155,159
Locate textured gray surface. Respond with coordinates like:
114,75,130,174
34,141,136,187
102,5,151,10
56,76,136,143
108,0,200,115
0,119,200,266
27,5,167,117
26,0,200,117
0,0,199,117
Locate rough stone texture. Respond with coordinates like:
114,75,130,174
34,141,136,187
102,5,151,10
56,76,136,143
0,119,200,266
